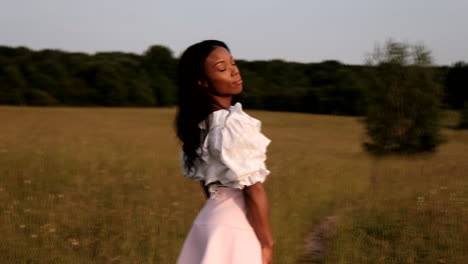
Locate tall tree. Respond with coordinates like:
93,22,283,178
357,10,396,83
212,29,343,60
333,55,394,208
142,45,177,106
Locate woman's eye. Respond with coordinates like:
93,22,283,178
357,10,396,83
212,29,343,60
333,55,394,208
220,69,226,72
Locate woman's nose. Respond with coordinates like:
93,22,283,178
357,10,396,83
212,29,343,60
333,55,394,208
231,66,239,76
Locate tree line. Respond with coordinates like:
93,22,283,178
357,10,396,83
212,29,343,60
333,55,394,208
0,44,467,116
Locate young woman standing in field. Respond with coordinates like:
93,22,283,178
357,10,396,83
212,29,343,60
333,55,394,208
175,40,274,264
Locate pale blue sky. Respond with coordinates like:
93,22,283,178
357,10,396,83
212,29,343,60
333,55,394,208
1,0,467,65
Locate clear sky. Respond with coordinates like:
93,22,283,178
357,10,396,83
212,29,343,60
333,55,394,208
1,0,467,65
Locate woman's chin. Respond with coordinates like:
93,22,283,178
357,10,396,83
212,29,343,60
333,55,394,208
233,85,243,95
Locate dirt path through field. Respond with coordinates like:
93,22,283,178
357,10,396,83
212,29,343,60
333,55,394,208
299,160,379,263
298,210,342,263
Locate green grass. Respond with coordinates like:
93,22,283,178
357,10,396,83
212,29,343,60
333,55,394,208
0,107,466,263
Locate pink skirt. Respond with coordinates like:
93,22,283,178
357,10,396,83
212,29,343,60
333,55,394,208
177,187,262,264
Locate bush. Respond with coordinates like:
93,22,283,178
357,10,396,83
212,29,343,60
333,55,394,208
363,40,442,153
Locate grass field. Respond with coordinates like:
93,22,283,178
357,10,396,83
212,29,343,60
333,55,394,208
0,106,466,264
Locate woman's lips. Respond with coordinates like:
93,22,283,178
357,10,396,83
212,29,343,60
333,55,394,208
232,79,243,85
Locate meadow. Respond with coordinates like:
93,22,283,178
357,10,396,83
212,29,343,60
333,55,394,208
0,106,466,263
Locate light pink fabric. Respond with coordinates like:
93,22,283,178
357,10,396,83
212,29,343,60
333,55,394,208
177,187,262,264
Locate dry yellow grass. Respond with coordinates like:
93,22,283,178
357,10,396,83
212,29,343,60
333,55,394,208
323,116,468,264
0,106,466,263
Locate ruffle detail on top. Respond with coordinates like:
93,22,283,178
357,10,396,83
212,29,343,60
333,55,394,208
180,102,271,189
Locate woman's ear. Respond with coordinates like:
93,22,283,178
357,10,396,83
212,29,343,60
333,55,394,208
198,80,208,88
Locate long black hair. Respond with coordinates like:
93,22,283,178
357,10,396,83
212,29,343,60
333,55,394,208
175,40,230,173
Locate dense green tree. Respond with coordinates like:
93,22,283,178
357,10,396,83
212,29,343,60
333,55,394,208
1,65,27,104
151,74,176,106
364,40,442,153
143,45,175,76
445,62,468,109
235,68,268,109
459,102,468,129
24,89,59,105
142,45,177,106
125,69,155,106
57,78,97,106
0,43,462,118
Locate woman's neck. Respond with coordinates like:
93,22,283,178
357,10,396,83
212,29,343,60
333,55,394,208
210,95,232,111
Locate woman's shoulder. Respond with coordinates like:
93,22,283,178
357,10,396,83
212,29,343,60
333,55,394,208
198,102,261,131
226,102,262,132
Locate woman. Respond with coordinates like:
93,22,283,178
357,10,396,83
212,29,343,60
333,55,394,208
175,40,274,264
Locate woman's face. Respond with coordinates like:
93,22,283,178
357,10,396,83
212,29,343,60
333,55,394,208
201,46,243,97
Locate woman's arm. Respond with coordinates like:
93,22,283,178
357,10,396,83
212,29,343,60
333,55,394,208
244,181,274,263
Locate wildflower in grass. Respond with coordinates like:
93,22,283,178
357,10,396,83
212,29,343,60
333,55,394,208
19,224,26,229
110,256,121,262
57,194,64,198
24,179,32,184
416,196,425,211
70,238,80,246
49,228,56,233
31,234,38,238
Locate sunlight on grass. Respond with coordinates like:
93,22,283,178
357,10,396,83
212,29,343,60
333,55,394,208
0,107,466,263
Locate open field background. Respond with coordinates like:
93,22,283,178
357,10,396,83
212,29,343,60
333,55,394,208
0,107,466,263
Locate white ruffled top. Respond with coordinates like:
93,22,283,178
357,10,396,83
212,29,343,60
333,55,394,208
180,102,271,189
